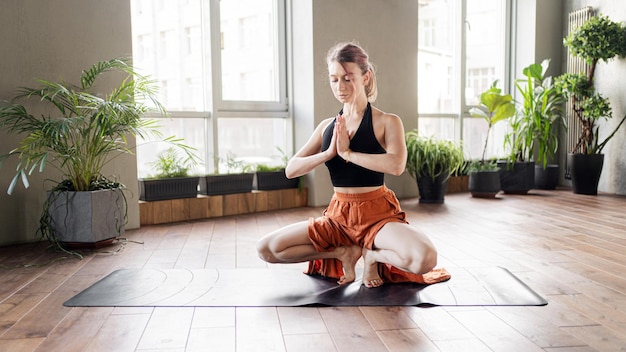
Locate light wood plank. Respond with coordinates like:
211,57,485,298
377,329,440,352
84,313,151,352
136,307,194,350
34,307,112,352
319,307,388,352
236,307,285,352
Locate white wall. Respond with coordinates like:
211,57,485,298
0,0,139,245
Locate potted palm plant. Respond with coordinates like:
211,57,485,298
0,58,181,250
468,80,517,198
139,147,200,201
510,59,565,190
405,131,465,204
555,14,626,195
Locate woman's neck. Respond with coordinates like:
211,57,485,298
342,100,368,118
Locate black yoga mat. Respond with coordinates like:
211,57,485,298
64,267,547,307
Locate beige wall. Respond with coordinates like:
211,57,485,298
0,0,139,245
292,0,420,206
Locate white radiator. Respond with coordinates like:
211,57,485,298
565,6,594,178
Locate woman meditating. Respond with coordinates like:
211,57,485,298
256,41,449,288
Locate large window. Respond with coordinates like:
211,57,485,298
131,0,288,177
417,0,511,160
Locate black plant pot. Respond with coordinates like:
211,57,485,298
416,174,449,204
568,153,604,195
497,161,535,194
199,173,254,195
468,170,501,198
139,176,200,201
254,170,299,190
534,164,559,190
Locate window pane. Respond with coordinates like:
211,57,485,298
220,0,279,102
465,0,505,106
136,116,207,178
418,117,456,141
463,117,507,161
130,0,206,111
418,0,456,114
216,117,287,172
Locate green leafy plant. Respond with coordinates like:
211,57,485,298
147,147,198,178
510,59,565,168
555,14,626,155
214,151,254,174
468,80,517,171
0,58,197,252
253,146,290,172
0,57,190,194
405,130,465,182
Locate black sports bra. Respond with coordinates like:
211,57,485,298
321,103,386,187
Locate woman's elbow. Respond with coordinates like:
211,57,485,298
284,166,297,179
389,161,406,176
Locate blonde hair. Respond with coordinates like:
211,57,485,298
326,41,378,102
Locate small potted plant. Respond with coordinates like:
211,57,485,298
253,146,300,191
139,147,200,201
468,80,517,198
555,14,626,195
405,131,465,203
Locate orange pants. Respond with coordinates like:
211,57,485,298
306,185,450,284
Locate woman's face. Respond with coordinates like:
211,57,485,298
328,61,368,103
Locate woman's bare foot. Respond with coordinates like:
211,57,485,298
336,245,362,285
362,248,384,288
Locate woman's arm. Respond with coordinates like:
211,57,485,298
285,117,336,179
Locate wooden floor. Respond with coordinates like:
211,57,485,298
1,188,625,351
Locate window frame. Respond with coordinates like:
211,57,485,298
209,0,288,113
417,0,513,148
132,0,291,175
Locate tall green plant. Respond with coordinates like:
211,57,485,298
556,14,626,155
0,58,187,194
510,59,565,168
405,130,465,181
468,80,516,170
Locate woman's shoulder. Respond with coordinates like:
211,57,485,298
371,106,401,123
317,116,336,129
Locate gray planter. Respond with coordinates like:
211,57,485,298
47,188,125,247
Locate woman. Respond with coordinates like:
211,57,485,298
256,42,449,288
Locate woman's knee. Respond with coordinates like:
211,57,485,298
403,245,438,274
420,245,438,272
256,236,279,263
